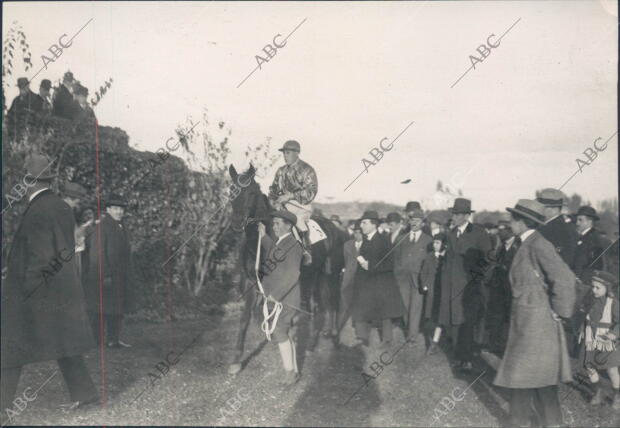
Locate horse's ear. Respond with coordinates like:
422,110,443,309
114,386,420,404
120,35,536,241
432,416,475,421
248,163,256,178
229,164,238,180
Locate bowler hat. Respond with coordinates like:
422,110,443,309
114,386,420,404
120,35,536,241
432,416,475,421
17,77,29,89
450,198,474,214
105,193,127,208
576,206,599,221
271,210,297,225
40,79,52,90
506,199,546,225
62,182,88,199
278,140,301,153
590,270,618,289
360,210,380,221
536,188,566,207
386,212,402,223
24,153,57,181
405,201,421,212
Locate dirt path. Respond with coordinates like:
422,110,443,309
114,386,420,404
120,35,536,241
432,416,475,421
6,305,619,427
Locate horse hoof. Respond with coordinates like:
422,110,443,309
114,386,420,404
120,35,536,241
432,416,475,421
228,363,242,375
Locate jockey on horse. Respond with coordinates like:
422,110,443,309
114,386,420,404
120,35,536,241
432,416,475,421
268,140,321,265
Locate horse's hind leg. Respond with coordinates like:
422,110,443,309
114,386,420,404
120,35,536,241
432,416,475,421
229,277,253,375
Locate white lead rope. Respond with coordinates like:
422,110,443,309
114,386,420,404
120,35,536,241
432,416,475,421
255,227,283,341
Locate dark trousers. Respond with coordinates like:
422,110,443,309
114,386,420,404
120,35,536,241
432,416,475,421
455,321,475,363
355,319,393,344
1,355,98,411
89,313,124,344
509,385,562,427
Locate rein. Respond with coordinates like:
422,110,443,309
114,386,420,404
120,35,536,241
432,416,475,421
255,226,283,341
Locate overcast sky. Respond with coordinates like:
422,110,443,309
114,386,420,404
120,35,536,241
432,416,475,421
3,0,618,211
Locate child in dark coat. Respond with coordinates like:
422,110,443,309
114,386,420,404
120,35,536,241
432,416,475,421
420,233,447,355
578,270,620,409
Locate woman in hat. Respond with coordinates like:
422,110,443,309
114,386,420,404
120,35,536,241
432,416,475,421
350,210,405,348
494,199,577,427
577,270,620,409
420,232,447,354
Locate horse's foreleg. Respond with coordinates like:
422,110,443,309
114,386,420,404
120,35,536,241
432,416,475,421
229,277,253,375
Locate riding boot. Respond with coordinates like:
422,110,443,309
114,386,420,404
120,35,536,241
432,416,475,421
301,232,312,266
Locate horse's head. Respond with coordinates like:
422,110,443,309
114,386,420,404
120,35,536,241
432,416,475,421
228,163,266,233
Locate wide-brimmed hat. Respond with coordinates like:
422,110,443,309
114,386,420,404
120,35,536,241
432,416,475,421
24,153,57,180
506,199,546,225
449,198,474,214
62,182,88,199
576,206,599,221
405,201,421,212
105,193,127,208
271,210,297,225
386,212,402,223
17,77,30,89
536,188,566,207
590,270,618,289
360,210,380,221
278,140,301,153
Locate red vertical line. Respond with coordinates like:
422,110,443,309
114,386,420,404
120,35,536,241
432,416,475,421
94,119,107,406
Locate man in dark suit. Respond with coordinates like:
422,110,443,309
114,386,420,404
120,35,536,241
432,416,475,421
337,221,363,338
351,211,405,348
52,71,77,119
573,206,608,283
257,210,304,386
536,188,578,269
394,208,432,343
84,194,133,348
387,212,405,246
7,77,43,139
1,154,98,412
486,220,520,356
37,79,53,114
441,198,492,371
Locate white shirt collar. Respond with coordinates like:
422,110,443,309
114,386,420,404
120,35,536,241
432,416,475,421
276,232,291,245
366,230,377,241
409,229,420,240
29,188,49,203
505,236,516,250
519,229,536,243
457,222,469,235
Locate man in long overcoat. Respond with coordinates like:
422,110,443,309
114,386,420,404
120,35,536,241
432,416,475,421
337,221,363,338
494,199,576,427
1,154,98,412
350,210,405,347
440,198,492,371
394,208,432,342
84,194,132,348
52,71,77,119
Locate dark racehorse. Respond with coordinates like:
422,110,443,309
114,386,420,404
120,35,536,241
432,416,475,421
227,164,347,374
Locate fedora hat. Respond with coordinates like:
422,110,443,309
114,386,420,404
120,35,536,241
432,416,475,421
278,140,301,153
360,210,380,221
24,153,57,181
271,210,297,225
449,198,474,214
576,206,599,221
536,188,566,207
405,201,421,212
105,193,127,208
62,182,88,199
506,199,546,225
